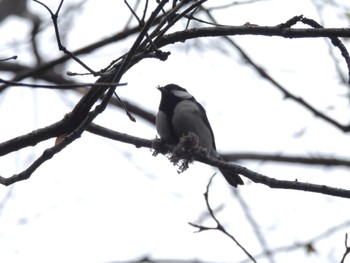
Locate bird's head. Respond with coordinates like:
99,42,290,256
158,84,193,100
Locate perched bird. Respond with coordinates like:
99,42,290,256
156,84,244,187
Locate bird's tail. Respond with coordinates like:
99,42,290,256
211,150,244,187
218,167,244,188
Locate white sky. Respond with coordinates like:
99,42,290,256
1,0,350,263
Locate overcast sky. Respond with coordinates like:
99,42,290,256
1,1,350,263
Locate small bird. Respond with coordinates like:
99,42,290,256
156,84,244,187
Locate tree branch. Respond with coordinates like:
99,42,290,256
223,153,350,167
158,25,350,44
239,220,350,263
86,124,350,199
156,21,350,84
340,233,350,263
189,175,257,262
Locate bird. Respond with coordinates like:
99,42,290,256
156,84,244,187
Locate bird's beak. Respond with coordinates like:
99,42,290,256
157,86,164,92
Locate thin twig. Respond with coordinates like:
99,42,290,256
141,0,149,22
111,0,169,121
0,78,127,89
0,55,17,62
0,88,116,186
0,1,170,184
124,0,158,51
33,0,98,75
113,91,136,122
239,220,350,263
153,0,207,44
300,16,350,83
189,175,257,262
198,10,350,133
340,233,350,263
234,190,276,263
223,152,350,167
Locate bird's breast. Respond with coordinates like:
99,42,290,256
156,110,172,140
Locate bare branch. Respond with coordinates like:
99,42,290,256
340,233,350,263
299,16,350,82
223,152,350,168
207,0,272,11
34,0,98,75
1,0,349,202
152,0,207,44
198,10,350,133
0,1,172,185
155,22,350,86
0,86,116,185
0,55,17,62
0,77,126,89
238,220,350,262
157,24,350,42
86,124,350,199
189,175,257,262
234,190,276,263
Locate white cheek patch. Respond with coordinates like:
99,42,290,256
172,90,193,99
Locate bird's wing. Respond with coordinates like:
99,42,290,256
194,101,217,151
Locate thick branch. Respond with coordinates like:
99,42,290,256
157,26,350,47
86,124,350,199
223,153,350,167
